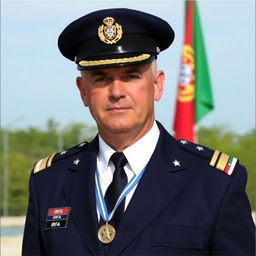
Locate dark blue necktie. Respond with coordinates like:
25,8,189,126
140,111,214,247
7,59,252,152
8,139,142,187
104,152,128,228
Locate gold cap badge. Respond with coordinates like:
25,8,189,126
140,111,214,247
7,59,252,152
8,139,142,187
98,17,123,44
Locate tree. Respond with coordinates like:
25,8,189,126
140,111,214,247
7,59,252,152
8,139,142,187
0,120,97,216
0,122,254,216
198,126,255,210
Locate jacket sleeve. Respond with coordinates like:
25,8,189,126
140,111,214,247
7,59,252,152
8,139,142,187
22,173,45,255
210,165,255,255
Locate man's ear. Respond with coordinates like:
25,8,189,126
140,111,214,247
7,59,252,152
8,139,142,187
154,70,165,102
76,76,89,107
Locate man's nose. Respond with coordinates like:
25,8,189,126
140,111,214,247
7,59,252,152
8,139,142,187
109,79,126,100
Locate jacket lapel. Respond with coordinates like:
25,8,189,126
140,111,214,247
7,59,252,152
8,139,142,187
62,137,104,255
109,123,189,255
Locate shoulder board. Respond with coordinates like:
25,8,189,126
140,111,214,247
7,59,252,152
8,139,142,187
33,153,57,174
177,139,239,176
53,141,88,162
33,141,88,174
209,150,239,176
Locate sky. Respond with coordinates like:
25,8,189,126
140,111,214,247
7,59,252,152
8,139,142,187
1,0,255,135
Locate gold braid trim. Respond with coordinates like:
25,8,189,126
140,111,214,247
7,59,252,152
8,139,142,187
33,153,57,174
209,150,220,167
78,54,151,67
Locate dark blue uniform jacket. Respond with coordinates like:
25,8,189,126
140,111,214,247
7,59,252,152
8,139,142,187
22,122,255,255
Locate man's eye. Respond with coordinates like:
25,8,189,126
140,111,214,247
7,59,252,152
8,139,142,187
129,74,140,78
94,77,109,83
124,74,140,81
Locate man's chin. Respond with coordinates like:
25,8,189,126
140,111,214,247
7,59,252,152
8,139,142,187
108,126,132,134
105,121,134,134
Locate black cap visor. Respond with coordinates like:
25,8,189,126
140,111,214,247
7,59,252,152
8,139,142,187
76,34,158,70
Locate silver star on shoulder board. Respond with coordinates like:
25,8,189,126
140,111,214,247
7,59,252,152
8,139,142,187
180,140,188,145
79,142,86,147
73,158,80,165
60,150,67,155
172,159,181,167
196,146,204,151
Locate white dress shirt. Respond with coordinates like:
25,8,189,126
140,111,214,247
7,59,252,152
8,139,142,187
96,121,160,219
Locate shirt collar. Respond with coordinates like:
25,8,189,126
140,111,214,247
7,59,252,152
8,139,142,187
123,121,159,175
98,136,115,174
98,121,160,176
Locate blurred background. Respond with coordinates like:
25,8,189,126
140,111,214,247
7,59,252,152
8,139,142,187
1,0,255,255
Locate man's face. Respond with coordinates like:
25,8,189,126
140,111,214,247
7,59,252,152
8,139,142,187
76,63,164,140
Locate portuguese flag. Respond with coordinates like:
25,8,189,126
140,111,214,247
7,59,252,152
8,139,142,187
173,0,214,142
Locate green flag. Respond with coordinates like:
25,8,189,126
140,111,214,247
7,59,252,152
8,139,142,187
194,0,214,122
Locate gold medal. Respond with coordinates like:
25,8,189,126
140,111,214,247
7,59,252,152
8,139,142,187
98,223,116,244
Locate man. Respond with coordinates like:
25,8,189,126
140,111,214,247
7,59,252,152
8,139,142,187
22,8,255,255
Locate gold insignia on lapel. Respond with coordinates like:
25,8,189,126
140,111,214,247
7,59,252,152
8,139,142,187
209,150,238,175
98,17,123,44
33,153,56,174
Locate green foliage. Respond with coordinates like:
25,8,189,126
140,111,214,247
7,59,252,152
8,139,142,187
0,119,97,216
8,152,30,215
0,120,255,216
198,125,256,210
